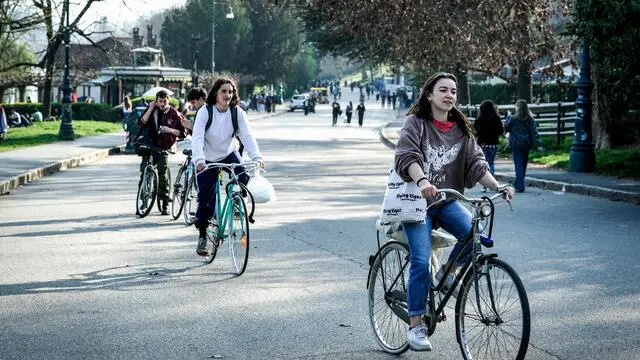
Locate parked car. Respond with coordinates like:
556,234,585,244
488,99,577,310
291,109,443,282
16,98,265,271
289,94,309,111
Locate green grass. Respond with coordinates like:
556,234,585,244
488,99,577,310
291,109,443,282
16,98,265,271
499,136,640,178
0,120,122,152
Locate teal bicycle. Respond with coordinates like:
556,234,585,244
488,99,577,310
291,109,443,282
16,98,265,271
198,161,259,275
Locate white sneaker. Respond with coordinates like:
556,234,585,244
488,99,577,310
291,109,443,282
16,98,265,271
407,324,432,351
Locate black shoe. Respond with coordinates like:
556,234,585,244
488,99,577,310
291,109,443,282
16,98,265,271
196,236,208,256
160,205,170,215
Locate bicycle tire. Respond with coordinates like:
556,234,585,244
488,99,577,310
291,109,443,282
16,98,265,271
455,257,531,360
183,175,198,225
367,241,410,354
229,194,250,275
203,222,219,264
136,166,157,218
171,166,186,219
157,167,171,213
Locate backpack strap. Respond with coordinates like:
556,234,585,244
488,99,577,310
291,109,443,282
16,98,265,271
205,104,213,131
231,105,238,136
231,106,244,155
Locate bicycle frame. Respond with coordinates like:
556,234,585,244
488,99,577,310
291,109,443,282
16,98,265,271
372,189,509,328
199,161,258,240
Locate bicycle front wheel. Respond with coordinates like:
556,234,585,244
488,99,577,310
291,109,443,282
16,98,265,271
367,241,410,354
229,194,249,275
455,257,531,360
171,166,186,219
136,166,157,218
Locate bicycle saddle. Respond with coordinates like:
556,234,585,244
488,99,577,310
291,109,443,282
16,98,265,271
183,149,192,156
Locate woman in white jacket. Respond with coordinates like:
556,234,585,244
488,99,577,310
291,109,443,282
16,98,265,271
191,77,265,256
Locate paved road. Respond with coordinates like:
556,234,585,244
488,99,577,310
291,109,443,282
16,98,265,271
1,91,639,360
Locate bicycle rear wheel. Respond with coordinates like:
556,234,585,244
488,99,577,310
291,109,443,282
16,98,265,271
171,167,186,219
455,257,531,360
183,175,198,225
136,166,157,218
229,194,250,275
367,241,410,354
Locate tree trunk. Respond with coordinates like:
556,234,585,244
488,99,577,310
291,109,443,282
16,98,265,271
42,58,55,118
591,61,610,149
517,61,531,102
455,63,469,106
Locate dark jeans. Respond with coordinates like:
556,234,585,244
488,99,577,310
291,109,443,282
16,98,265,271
195,152,250,229
481,145,497,175
358,114,364,126
346,113,352,124
511,145,530,192
332,114,338,125
140,151,169,200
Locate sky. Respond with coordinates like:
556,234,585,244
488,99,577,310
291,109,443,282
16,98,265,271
86,0,186,28
22,0,187,53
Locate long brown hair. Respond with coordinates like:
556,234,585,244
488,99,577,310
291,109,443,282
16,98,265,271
407,72,474,136
514,99,532,121
206,77,240,107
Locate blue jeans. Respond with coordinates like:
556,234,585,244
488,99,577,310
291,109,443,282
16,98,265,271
511,145,530,192
403,201,472,317
481,146,497,175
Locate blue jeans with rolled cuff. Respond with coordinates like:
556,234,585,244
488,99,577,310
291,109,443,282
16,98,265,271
403,200,472,317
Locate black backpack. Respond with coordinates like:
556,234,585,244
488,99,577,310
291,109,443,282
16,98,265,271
205,104,244,155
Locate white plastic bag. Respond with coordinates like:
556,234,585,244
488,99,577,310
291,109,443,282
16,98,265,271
379,168,427,224
248,173,276,203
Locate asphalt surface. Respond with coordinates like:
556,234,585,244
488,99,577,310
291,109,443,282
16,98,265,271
1,91,639,360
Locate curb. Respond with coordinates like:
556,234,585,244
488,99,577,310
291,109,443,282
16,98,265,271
0,110,287,195
377,122,640,205
0,144,125,195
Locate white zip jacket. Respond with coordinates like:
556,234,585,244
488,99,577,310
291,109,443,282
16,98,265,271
191,105,262,165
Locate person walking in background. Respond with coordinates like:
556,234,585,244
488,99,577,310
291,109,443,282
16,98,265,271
0,105,8,142
331,100,341,126
121,96,133,121
345,101,353,125
504,99,543,193
473,100,504,177
356,101,365,127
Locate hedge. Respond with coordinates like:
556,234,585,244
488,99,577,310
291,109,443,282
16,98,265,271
2,96,182,123
3,103,121,122
468,82,578,105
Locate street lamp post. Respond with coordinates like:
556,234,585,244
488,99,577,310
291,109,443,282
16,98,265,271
59,0,74,140
211,1,235,75
569,39,596,172
192,34,200,87
211,0,216,75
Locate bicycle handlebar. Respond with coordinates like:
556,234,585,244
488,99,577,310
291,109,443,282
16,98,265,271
138,144,175,155
196,160,262,175
426,185,512,211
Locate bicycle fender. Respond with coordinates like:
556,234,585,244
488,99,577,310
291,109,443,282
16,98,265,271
366,240,408,289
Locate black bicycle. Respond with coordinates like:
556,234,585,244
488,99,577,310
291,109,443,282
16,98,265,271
136,146,173,218
170,148,195,221
367,187,530,359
